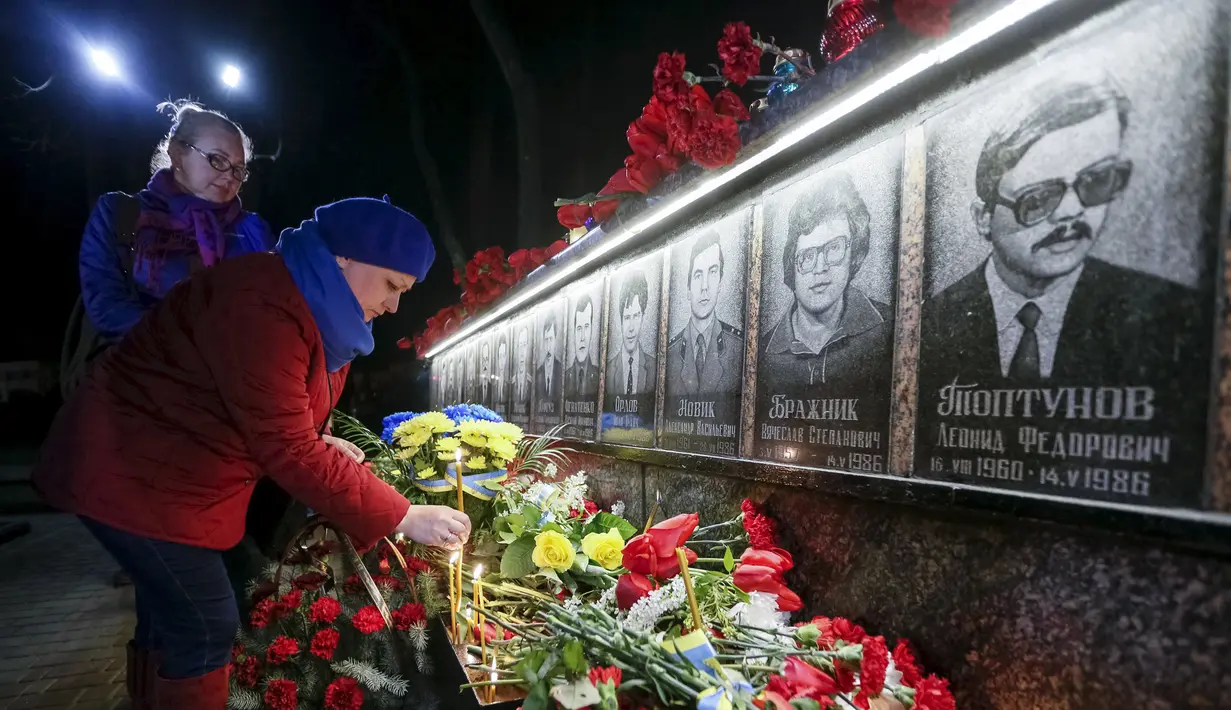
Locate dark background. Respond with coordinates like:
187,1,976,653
0,0,829,437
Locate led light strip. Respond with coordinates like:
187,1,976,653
425,0,1060,359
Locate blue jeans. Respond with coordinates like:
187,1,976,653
80,517,238,679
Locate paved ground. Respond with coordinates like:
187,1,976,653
0,515,134,710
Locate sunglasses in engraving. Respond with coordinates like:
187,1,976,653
177,140,250,182
795,236,849,273
995,158,1132,227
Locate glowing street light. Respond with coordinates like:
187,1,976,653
221,65,241,89
89,48,121,79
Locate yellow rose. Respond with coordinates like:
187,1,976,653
580,528,625,571
531,531,576,572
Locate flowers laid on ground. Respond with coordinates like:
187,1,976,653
228,534,447,710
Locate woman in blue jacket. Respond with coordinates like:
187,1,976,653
80,99,272,339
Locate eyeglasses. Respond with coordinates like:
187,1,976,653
995,157,1131,227
795,236,849,274
177,140,250,182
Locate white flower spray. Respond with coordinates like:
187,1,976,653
622,577,686,633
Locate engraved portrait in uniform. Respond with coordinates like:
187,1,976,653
602,252,663,447
754,138,902,470
490,328,511,417
916,0,1223,507
661,211,751,456
508,316,535,429
562,283,604,438
478,338,493,407
533,300,566,433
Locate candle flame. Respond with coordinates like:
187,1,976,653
450,552,459,564
455,448,463,462
473,564,484,578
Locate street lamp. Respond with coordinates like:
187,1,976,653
89,47,121,79
221,64,241,89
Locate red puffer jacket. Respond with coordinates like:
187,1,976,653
33,252,409,550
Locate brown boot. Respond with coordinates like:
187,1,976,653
151,665,230,710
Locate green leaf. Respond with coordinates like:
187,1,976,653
561,639,586,674
523,682,551,710
498,532,520,544
500,534,538,579
542,522,565,534
587,513,636,540
723,546,735,573
789,699,822,710
521,504,541,525
570,553,589,573
558,570,577,592
505,513,526,536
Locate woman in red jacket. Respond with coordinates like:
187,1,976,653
33,196,468,710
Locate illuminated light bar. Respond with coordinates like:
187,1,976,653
425,0,1059,359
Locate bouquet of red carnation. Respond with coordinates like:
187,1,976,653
228,527,449,710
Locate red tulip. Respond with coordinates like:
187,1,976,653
645,513,699,556
738,547,793,574
614,573,657,610
591,199,619,223
732,564,802,611
783,657,840,698
556,204,592,230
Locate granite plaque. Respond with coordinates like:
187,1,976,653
488,326,512,418
660,210,752,456
562,281,605,439
916,0,1223,506
508,313,535,430
532,300,566,434
753,138,902,470
602,252,664,447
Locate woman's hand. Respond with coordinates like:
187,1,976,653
395,506,472,550
323,435,365,463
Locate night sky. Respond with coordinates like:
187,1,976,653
0,0,829,370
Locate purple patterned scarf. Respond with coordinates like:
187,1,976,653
133,168,244,290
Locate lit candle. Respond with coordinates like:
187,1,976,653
675,547,703,632
455,448,465,514
473,564,486,677
448,551,460,640
489,670,497,704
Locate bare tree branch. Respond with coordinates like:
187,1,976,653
13,75,53,97
252,137,282,162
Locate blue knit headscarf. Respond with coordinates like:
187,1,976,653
277,196,435,372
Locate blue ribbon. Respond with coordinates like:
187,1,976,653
661,631,753,710
412,464,508,501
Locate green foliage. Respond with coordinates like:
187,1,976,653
500,534,539,579
225,685,262,710
514,425,575,478
330,659,410,696
584,512,636,541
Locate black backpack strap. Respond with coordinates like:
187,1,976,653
111,194,142,276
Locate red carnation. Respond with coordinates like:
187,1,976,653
894,0,958,38
783,657,841,698
265,636,299,665
293,572,328,591
712,89,751,121
309,628,340,660
308,596,343,625
686,110,741,169
912,675,956,710
833,617,866,645
392,602,427,631
859,635,889,696
892,639,923,687
233,655,261,688
741,498,779,549
583,499,599,515
343,574,362,595
249,598,275,629
352,605,386,634
325,676,365,710
716,22,763,86
276,590,302,616
624,154,665,194
264,679,297,710
652,52,691,109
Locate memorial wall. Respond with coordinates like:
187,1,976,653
427,0,1231,705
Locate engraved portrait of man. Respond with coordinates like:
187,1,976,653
666,231,744,396
535,316,562,402
494,334,509,404
479,340,492,405
608,271,657,397
512,325,532,406
564,296,599,399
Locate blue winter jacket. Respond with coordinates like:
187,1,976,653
79,192,274,338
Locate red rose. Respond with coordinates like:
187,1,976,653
783,657,840,699
557,203,593,230
310,628,340,660
392,602,427,631
588,666,622,688
614,572,657,610
686,111,741,168
652,52,691,109
740,499,779,549
892,639,923,687
894,0,957,38
583,499,599,515
859,635,889,696
324,676,365,710
738,547,793,574
249,598,275,628
265,636,299,665
351,605,386,634
912,675,956,710
716,21,763,86
731,564,802,611
601,167,638,196
264,679,297,710
233,655,261,687
591,199,619,223
713,89,751,121
308,596,342,625
832,617,866,645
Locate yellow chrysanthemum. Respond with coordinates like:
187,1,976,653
580,528,625,571
487,438,518,462
531,530,575,572
396,426,432,450
435,437,460,453
415,464,437,479
465,455,487,470
412,411,456,434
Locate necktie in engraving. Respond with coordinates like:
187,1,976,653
1009,302,1042,379
695,333,706,380
626,356,634,395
